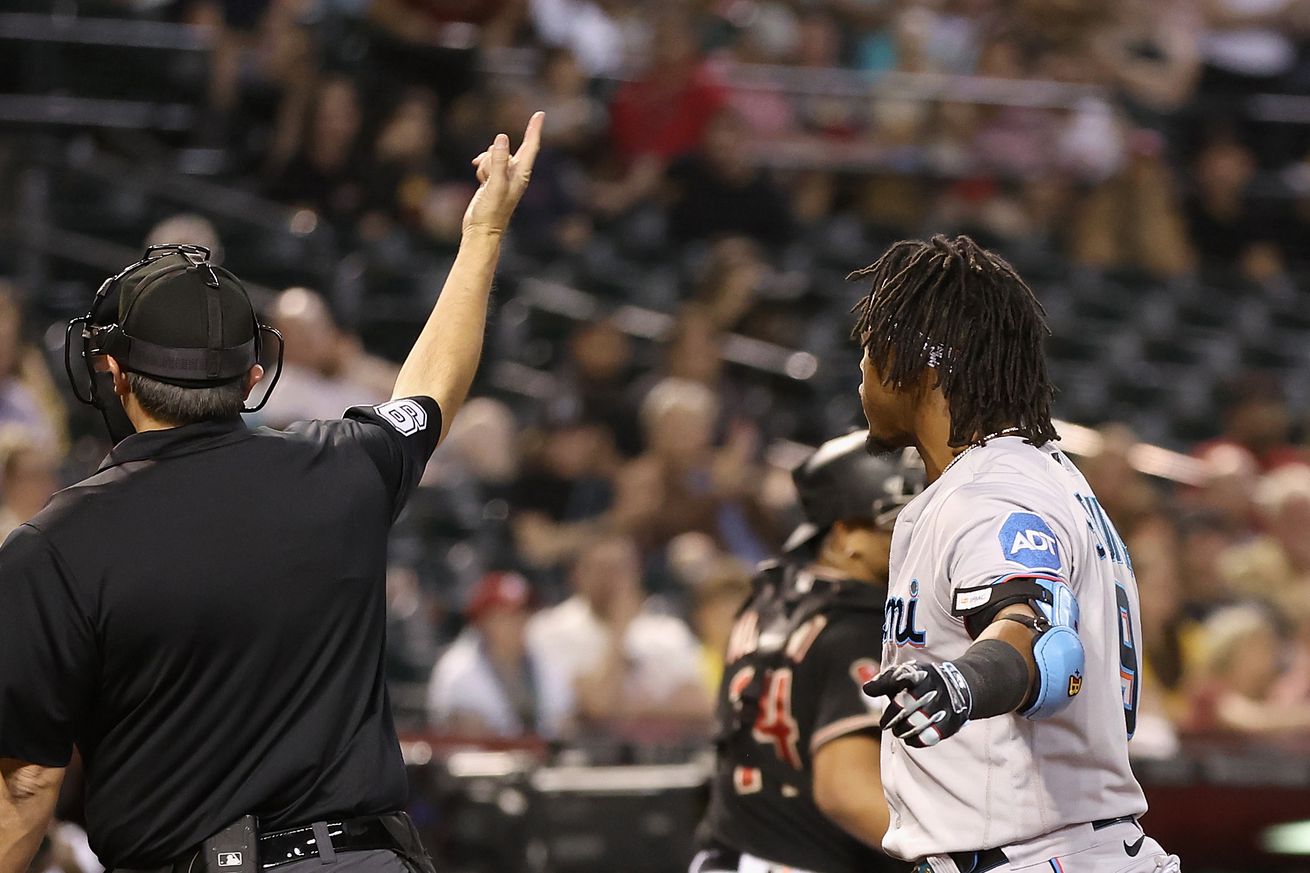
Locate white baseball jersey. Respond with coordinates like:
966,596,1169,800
879,436,1148,861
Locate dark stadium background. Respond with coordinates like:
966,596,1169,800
3,0,1310,870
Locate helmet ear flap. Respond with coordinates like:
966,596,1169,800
243,326,285,414
64,255,151,410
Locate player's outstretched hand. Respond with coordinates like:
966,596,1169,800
462,111,544,237
863,661,972,748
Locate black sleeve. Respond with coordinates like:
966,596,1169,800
332,396,444,518
800,616,885,755
0,525,96,767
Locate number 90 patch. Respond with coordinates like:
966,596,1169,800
374,398,429,436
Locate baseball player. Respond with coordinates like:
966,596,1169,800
692,434,924,873
850,235,1179,873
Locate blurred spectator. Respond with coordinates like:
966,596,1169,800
1186,442,1260,538
1184,137,1288,281
616,377,771,562
1184,604,1310,734
363,88,455,242
429,397,520,488
527,0,631,77
186,0,315,153
535,47,607,152
652,304,762,434
261,287,397,426
1071,133,1195,279
511,412,619,571
693,237,771,334
1198,0,1301,97
0,427,59,542
399,398,522,593
428,571,572,738
1089,0,1202,115
789,10,861,135
609,15,724,163
1200,372,1306,471
1129,517,1189,757
553,317,642,456
661,304,728,390
0,285,66,452
359,0,513,147
1220,464,1310,614
526,535,712,730
666,109,794,246
267,76,368,231
1176,510,1245,618
1272,597,1310,705
596,15,726,216
144,214,225,263
688,556,753,692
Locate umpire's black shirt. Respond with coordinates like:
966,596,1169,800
0,396,442,868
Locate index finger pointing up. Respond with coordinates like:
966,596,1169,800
513,111,545,179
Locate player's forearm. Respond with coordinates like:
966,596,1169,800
391,229,502,440
952,605,1040,719
0,761,63,873
822,795,889,850
812,736,889,848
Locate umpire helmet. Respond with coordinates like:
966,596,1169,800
782,433,926,554
64,244,284,443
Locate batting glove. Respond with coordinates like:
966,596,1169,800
862,660,973,748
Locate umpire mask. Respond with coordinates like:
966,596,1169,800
64,244,285,444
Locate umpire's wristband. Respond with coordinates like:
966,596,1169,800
950,639,1032,719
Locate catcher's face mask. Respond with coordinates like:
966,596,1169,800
64,244,285,444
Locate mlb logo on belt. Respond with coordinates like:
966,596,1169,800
217,853,244,867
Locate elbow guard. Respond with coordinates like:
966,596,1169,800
952,575,1085,720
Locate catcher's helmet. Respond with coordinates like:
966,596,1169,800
782,433,926,554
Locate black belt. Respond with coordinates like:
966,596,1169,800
260,815,407,868
947,816,1138,873
118,813,423,873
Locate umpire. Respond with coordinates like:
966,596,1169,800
692,433,923,873
0,114,543,873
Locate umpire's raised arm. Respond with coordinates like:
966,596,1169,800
391,111,544,442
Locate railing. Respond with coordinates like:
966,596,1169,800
0,12,213,50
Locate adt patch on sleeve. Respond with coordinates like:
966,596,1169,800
998,511,1061,571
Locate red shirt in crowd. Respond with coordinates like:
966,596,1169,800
609,62,727,162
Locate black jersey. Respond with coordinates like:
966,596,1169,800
0,397,441,868
700,562,895,873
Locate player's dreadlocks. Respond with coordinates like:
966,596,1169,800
849,234,1059,449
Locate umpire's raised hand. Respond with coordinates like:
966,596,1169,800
464,111,544,237
391,111,545,441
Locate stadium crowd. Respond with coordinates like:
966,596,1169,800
6,9,1310,859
